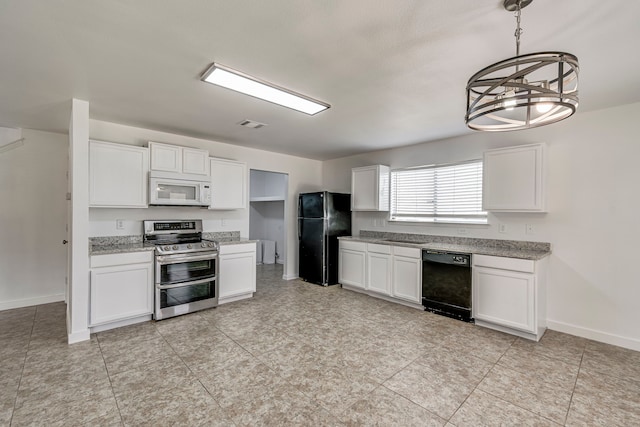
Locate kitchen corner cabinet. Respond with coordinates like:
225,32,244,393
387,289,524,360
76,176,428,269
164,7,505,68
149,141,209,175
391,246,421,303
219,242,256,303
89,251,154,327
89,140,149,208
351,165,390,211
473,254,548,341
338,240,367,290
483,143,546,212
209,158,247,210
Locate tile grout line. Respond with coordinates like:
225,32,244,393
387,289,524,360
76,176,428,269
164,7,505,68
444,336,517,424
9,307,37,427
463,336,568,426
155,318,240,426
563,344,586,426
95,332,126,426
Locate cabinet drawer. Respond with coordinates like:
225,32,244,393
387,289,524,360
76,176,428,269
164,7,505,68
219,242,256,255
393,246,421,259
473,254,535,273
367,243,391,254
91,251,153,268
340,240,366,252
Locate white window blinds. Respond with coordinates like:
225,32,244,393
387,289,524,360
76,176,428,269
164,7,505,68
390,160,486,223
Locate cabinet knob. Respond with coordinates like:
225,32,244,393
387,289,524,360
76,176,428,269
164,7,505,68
62,240,68,244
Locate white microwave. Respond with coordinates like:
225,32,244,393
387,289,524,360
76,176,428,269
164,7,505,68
149,171,211,207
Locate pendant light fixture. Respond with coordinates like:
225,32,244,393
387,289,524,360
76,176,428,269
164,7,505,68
465,0,579,131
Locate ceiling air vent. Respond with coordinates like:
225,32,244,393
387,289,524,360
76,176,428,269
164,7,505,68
238,120,267,129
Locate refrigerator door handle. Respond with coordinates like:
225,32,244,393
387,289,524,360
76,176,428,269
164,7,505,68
297,195,302,218
298,218,302,241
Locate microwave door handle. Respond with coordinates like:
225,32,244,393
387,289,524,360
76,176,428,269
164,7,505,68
157,253,218,264
157,277,216,290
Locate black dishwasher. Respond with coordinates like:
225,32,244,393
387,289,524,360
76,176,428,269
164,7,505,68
422,250,473,322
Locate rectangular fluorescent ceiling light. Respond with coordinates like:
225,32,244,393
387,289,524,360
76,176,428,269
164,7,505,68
201,63,330,115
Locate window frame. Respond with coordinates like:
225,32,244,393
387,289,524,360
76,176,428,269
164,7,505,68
389,159,487,225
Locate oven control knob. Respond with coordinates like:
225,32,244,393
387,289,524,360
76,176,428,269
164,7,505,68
201,243,207,248
208,243,214,247
172,245,178,250
163,246,171,251
187,244,192,249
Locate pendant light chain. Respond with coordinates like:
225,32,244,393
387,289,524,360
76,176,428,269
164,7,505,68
514,0,523,57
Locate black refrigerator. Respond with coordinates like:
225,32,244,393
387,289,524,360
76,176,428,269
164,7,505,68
298,191,351,286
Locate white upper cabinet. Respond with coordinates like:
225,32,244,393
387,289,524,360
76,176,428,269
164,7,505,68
209,157,247,210
351,165,390,211
89,140,149,208
483,143,546,212
149,141,209,175
182,147,210,175
149,142,181,173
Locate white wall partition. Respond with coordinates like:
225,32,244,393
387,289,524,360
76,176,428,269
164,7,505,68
0,129,67,310
322,102,640,351
68,99,91,343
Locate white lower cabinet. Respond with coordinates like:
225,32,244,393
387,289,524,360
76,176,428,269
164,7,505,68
473,254,548,341
219,242,256,303
391,246,422,304
366,244,392,295
339,240,422,307
89,251,154,328
338,241,367,290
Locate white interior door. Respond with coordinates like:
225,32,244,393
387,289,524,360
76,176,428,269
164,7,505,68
65,153,71,305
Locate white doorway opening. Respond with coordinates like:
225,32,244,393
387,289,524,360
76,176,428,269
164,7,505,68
249,170,288,270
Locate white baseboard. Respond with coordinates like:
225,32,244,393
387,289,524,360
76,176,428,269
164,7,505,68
90,315,152,333
219,293,253,305
547,319,640,352
341,284,423,310
282,274,298,280
68,329,90,344
0,293,65,312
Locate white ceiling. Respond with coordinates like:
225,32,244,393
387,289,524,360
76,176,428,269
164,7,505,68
0,1,638,160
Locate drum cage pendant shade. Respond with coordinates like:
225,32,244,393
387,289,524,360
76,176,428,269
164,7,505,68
465,0,579,131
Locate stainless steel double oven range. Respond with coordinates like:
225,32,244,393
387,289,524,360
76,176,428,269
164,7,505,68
144,220,218,320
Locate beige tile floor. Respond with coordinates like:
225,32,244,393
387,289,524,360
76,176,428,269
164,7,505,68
2,264,640,426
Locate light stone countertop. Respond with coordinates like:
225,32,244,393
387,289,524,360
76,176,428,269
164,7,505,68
89,243,156,256
339,236,550,260
89,231,255,256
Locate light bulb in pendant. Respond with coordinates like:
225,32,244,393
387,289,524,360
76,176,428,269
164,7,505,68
536,103,552,113
503,90,516,111
536,81,552,113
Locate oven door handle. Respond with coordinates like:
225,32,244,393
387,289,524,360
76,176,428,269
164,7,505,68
157,277,216,290
156,252,218,264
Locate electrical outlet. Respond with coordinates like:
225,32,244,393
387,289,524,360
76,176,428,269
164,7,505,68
498,224,508,233
525,224,535,234
457,228,468,235
116,219,124,230
221,218,226,226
